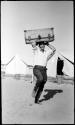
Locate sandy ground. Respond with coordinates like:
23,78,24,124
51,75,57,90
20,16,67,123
2,77,74,124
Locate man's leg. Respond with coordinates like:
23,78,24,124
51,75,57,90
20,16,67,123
35,82,45,103
32,68,43,98
35,69,47,103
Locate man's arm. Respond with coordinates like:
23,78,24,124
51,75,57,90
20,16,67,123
31,41,36,48
47,43,56,52
47,43,56,61
31,41,38,51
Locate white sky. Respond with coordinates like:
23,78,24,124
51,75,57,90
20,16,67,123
1,1,74,66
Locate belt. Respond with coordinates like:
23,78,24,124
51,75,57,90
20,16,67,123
34,65,47,70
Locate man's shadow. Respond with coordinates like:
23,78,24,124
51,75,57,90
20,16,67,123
39,89,63,103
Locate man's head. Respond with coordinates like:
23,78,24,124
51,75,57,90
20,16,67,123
38,42,45,52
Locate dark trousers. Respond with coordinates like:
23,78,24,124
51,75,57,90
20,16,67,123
33,65,47,103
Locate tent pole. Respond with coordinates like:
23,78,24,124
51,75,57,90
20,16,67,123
57,51,74,65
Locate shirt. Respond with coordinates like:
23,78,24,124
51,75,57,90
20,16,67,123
33,46,52,67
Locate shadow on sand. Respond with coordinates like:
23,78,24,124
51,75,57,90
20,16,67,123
39,89,63,103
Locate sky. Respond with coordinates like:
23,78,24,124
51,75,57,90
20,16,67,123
1,1,74,67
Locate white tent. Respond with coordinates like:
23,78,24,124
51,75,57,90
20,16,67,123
5,52,74,78
47,51,74,78
6,54,32,75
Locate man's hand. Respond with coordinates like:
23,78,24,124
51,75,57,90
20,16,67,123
31,41,36,48
46,42,49,46
43,41,49,45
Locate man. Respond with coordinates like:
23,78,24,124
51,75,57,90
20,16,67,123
31,41,56,104
57,57,64,75
56,57,64,84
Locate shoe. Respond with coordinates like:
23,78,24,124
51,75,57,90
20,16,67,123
35,100,39,104
35,100,42,105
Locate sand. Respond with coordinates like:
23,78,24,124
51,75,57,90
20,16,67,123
2,77,74,124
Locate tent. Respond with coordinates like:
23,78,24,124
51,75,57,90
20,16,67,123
5,52,74,78
47,51,74,78
1,56,15,73
6,54,32,75
21,51,74,78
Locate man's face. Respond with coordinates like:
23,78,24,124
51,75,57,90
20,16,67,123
39,43,45,52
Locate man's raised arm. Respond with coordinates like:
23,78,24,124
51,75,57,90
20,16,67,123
47,43,56,61
47,43,56,52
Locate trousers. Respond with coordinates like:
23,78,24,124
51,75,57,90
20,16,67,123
33,65,47,103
